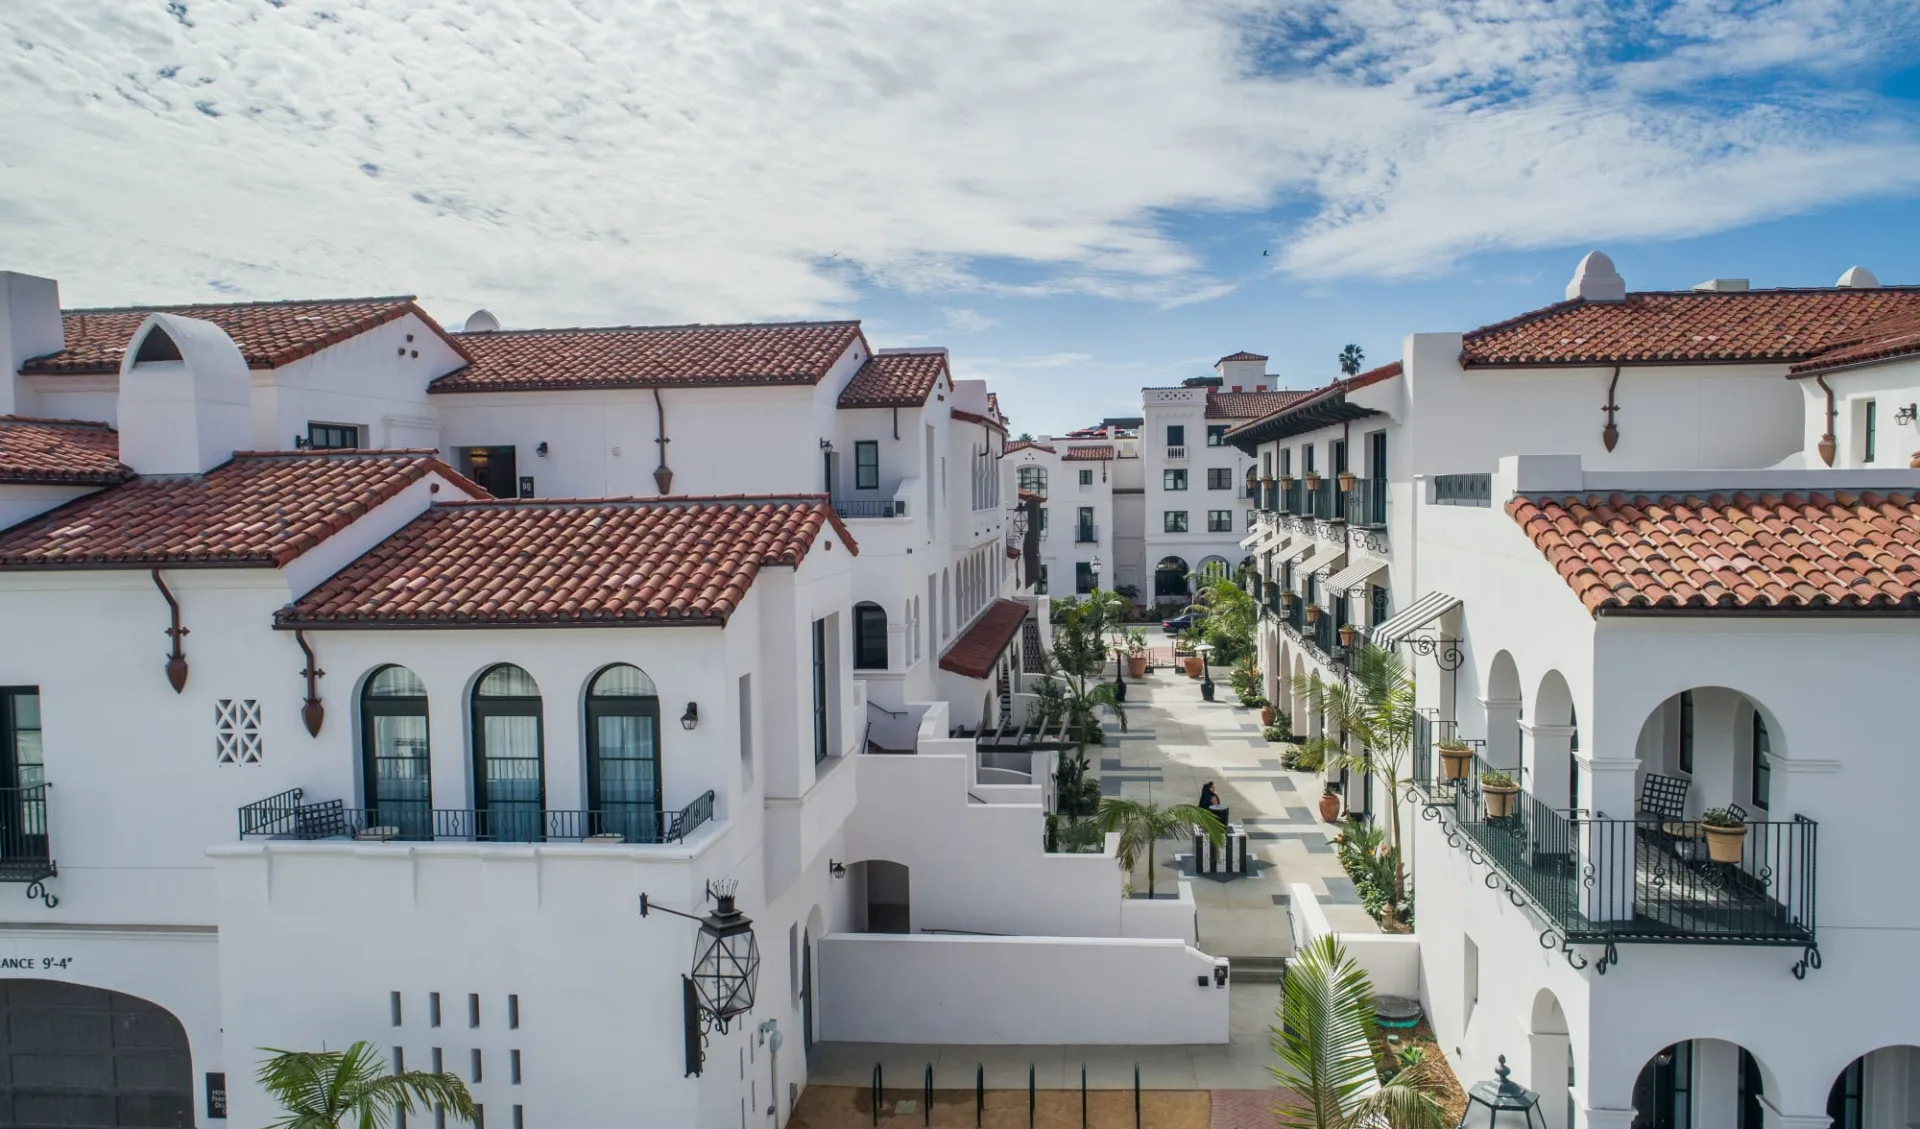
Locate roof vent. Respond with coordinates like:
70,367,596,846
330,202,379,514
1836,266,1880,289
1566,251,1625,302
464,309,501,333
1693,278,1749,292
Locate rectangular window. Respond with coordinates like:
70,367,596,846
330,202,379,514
1163,511,1189,533
1246,509,1257,529
510,1049,522,1084
1752,712,1771,810
429,993,441,1028
1463,935,1479,1028
1017,466,1047,494
468,994,480,1028
1163,469,1187,491
854,440,879,489
1864,399,1877,463
1206,468,1231,490
1281,448,1292,476
738,674,753,782
1207,510,1232,532
393,1047,405,1072
1677,690,1694,774
811,619,828,764
431,1048,443,1073
391,992,403,1027
1206,425,1226,447
854,604,887,670
471,1049,483,1083
307,422,361,449
1166,425,1185,447
1078,468,1093,486
456,446,518,499
1075,562,1095,594
1303,445,1316,474
507,995,519,1029
1076,507,1094,542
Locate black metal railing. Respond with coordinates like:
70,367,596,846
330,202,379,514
831,498,908,519
1075,524,1098,543
0,784,54,882
1435,757,1816,947
1432,473,1492,507
1281,480,1302,514
239,789,716,845
1349,477,1388,528
1410,710,1462,788
1262,483,1278,511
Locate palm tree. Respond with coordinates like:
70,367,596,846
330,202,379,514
1094,796,1223,897
257,1040,476,1129
1188,577,1256,665
1271,934,1450,1129
1292,645,1418,907
1338,344,1365,378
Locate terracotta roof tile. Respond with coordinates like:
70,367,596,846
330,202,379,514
281,495,854,627
838,350,949,408
1462,288,1920,368
938,598,1029,678
1508,490,1920,614
21,298,463,375
1222,362,1402,441
0,450,478,568
950,407,1005,431
0,416,130,485
1061,445,1114,461
431,321,864,393
1004,440,1054,455
1217,351,1267,363
1787,311,1920,375
1207,390,1312,419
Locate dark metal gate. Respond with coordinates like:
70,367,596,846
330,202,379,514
0,980,193,1128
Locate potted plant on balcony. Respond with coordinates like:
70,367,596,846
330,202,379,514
1280,590,1297,609
1124,629,1149,678
1338,469,1358,494
1338,623,1357,648
1304,470,1322,491
1700,807,1748,863
1480,768,1519,819
1437,738,1472,781
1318,782,1342,822
1279,472,1295,489
1305,603,1322,625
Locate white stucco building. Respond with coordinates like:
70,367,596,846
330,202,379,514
0,272,1227,1129
1231,255,1920,1129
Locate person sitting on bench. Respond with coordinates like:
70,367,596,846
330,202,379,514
1198,781,1229,829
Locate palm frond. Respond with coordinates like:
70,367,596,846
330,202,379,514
1270,935,1380,1129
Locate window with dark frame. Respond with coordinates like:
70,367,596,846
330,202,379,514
853,604,888,670
1166,425,1185,447
854,440,880,489
584,665,662,843
1207,468,1231,490
1078,468,1093,486
1864,399,1877,463
471,666,545,843
307,423,361,449
1280,448,1292,475
457,447,519,499
1206,425,1226,447
1163,511,1188,533
1751,711,1771,809
811,619,829,763
1207,510,1232,532
1074,561,1095,594
1163,469,1187,490
1303,445,1316,474
1678,690,1694,773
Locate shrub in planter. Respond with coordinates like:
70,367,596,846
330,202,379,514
1701,807,1748,863
1262,725,1288,743
1480,768,1520,818
1290,741,1323,771
1437,739,1472,780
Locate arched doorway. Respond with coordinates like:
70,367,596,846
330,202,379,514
1196,556,1230,585
851,860,911,933
585,664,661,843
1154,556,1190,602
0,980,192,1126
1530,989,1572,1129
1630,1039,1773,1129
1825,1045,1920,1128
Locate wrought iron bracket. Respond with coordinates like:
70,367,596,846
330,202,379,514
1792,944,1822,979
1400,634,1464,672
1590,941,1620,975
1349,526,1390,556
151,570,190,693
24,880,56,909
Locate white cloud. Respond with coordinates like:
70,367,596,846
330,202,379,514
2,0,1917,323
941,307,999,333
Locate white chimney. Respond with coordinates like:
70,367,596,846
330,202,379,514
1836,266,1879,289
0,272,64,415
1566,251,1626,302
1693,278,1749,292
116,313,253,476
464,308,501,333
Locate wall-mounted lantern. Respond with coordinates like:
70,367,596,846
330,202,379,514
641,880,762,1077
680,702,700,731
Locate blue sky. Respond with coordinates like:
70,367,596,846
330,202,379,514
6,0,1920,435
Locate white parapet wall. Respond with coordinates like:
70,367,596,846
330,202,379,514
1289,882,1422,998
1119,881,1199,946
817,933,1229,1044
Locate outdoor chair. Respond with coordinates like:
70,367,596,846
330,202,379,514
1636,772,1690,852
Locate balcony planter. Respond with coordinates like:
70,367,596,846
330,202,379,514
1338,624,1357,648
1338,471,1357,494
1280,591,1297,609
1304,604,1322,625
1278,474,1295,489
1701,809,1748,863
1260,476,1275,489
1304,473,1322,491
1318,785,1342,822
1480,770,1519,819
1437,741,1472,780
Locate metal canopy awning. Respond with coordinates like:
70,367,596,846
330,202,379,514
1310,551,1348,578
1273,538,1316,565
1373,591,1462,645
1325,557,1387,593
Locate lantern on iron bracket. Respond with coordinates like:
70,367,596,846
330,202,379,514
640,879,762,1077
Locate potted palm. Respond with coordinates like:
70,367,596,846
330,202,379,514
1437,738,1472,780
1701,807,1748,863
1480,768,1520,818
1318,782,1343,822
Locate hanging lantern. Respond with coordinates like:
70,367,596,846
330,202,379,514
689,881,760,1027
1457,1056,1547,1129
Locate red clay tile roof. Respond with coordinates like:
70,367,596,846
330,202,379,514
951,407,1005,431
1461,289,1920,368
0,450,480,568
0,416,129,485
431,321,865,393
1223,362,1402,441
1004,440,1054,455
1787,311,1920,376
280,495,855,627
1217,351,1267,363
1509,490,1920,613
21,298,465,375
939,598,1030,678
1061,445,1115,461
838,350,949,408
987,392,1005,423
1207,390,1312,419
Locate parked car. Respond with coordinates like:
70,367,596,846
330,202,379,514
1161,612,1195,634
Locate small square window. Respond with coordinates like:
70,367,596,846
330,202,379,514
306,423,361,449
1078,469,1093,486
1163,511,1189,533
1207,510,1233,532
1163,469,1188,491
1207,468,1231,490
1206,425,1226,447
1166,425,1186,447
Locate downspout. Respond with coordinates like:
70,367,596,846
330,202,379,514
150,570,189,693
652,387,674,494
892,406,899,441
295,630,326,737
1815,375,1838,466
1601,366,1622,452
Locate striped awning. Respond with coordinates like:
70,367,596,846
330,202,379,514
1325,557,1387,593
1272,538,1316,565
1373,591,1461,646
1309,551,1347,578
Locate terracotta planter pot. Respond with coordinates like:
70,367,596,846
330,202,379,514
1702,822,1748,863
1261,706,1277,727
1260,476,1276,489
1338,471,1358,493
1318,793,1342,822
1305,605,1321,624
1338,624,1357,648
1280,592,1296,608
1127,655,1148,678
1185,655,1203,678
1305,474,1322,491
1438,747,1472,780
1482,782,1520,819
1279,475,1295,489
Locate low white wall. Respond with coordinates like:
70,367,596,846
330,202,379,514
1119,880,1198,945
817,933,1228,1044
972,781,1042,803
1288,882,1422,997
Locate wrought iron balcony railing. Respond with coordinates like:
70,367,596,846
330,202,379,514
238,788,716,845
1075,524,1098,543
832,498,908,519
0,784,55,885
1432,473,1492,507
1348,477,1388,528
1422,754,1817,969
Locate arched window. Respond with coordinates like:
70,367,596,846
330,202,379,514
472,664,544,842
586,664,662,843
361,665,431,839
854,603,888,670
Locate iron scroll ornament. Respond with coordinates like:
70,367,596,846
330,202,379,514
24,880,56,909
1398,634,1464,672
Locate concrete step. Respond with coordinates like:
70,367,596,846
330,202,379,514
1224,956,1287,983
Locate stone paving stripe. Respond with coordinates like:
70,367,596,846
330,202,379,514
1320,876,1360,905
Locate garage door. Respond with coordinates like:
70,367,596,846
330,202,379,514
0,980,193,1128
